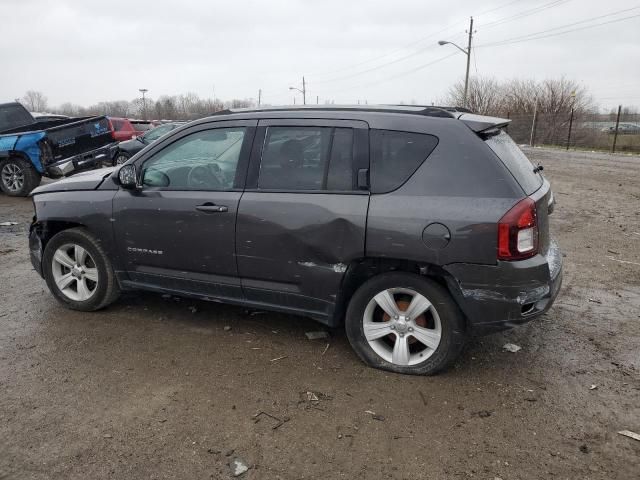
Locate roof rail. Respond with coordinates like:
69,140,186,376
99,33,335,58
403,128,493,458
208,105,459,119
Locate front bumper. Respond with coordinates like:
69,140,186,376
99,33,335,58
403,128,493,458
444,240,563,335
29,222,44,278
45,143,118,177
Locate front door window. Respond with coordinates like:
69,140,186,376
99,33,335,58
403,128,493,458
141,128,246,191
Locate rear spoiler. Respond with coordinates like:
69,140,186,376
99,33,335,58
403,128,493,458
457,113,511,133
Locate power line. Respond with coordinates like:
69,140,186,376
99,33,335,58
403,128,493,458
307,22,466,78
473,0,529,18
316,52,458,96
308,1,571,88
479,0,571,30
477,6,640,48
307,0,531,79
309,41,447,85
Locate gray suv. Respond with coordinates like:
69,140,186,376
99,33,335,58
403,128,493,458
29,106,562,375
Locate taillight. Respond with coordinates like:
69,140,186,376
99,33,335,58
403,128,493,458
497,197,538,260
38,139,53,165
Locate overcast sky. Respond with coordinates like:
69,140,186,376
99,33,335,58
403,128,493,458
2,0,639,110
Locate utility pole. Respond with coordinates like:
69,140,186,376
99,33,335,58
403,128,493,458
258,89,262,107
464,17,474,106
566,107,574,151
139,89,148,120
438,17,474,107
530,102,538,147
302,76,306,105
612,104,622,153
316,95,319,105
289,77,306,105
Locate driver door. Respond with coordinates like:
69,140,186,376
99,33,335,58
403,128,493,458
113,120,256,299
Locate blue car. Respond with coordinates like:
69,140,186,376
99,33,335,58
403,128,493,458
0,102,117,196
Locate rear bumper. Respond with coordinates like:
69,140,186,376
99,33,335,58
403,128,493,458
45,143,118,177
444,240,563,335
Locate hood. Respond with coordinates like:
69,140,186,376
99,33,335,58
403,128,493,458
31,167,116,195
119,137,146,152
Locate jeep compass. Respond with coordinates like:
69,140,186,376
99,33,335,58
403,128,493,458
29,105,562,375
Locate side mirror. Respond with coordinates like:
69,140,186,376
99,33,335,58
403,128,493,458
118,164,138,189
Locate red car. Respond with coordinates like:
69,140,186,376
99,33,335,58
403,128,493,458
107,117,137,141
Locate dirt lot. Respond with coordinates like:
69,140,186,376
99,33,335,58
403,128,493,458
1,147,638,479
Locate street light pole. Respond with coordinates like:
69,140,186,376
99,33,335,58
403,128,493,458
463,16,473,105
289,77,306,105
302,76,306,105
139,88,148,120
438,16,474,108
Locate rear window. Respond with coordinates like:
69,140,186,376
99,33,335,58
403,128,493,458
485,130,542,195
0,104,34,132
370,129,438,193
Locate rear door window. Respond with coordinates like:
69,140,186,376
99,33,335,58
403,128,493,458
370,129,438,193
258,126,354,191
485,130,542,195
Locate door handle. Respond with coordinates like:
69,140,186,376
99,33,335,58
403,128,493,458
196,203,228,213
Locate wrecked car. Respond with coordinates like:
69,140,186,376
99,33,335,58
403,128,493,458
0,102,117,196
29,105,562,375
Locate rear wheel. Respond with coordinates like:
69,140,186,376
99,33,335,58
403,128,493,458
42,228,120,311
113,151,130,166
345,273,466,375
0,157,41,196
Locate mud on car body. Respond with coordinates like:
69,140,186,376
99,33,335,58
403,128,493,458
29,105,562,375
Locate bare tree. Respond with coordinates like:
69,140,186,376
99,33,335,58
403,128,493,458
21,90,48,112
444,76,593,117
446,77,504,115
55,102,84,117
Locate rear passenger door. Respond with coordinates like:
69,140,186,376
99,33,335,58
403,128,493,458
236,119,369,319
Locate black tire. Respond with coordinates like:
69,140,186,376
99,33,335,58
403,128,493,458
112,151,130,166
345,272,466,375
42,228,120,311
0,157,42,197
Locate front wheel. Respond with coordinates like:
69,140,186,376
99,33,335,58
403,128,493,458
42,228,120,311
0,157,41,196
345,273,466,375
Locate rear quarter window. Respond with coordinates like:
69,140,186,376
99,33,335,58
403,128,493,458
0,104,34,132
485,130,542,195
370,129,438,193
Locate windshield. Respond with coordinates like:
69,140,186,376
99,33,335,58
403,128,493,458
485,130,543,195
0,104,35,132
143,124,174,143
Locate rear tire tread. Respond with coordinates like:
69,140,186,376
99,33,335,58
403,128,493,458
345,272,466,375
0,157,41,197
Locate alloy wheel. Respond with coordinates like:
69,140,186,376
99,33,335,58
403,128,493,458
51,244,99,301
1,163,25,193
363,287,442,366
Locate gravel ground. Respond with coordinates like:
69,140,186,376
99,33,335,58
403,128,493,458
0,147,638,479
